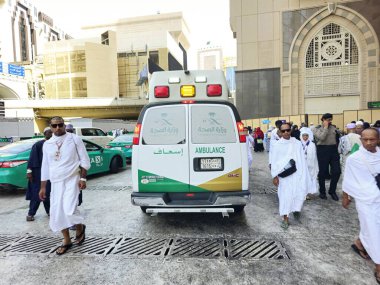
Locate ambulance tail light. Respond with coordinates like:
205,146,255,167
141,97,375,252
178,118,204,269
133,123,142,145
237,122,246,143
207,84,222,96
154,86,169,98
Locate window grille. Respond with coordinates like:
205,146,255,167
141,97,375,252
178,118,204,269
305,23,359,97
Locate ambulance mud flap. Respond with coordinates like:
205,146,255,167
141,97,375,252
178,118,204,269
146,208,234,217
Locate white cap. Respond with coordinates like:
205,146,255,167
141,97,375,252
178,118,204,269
356,121,364,126
43,127,51,133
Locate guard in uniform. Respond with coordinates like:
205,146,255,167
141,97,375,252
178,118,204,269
313,113,341,201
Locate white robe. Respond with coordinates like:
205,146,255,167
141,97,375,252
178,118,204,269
246,135,254,169
268,128,280,166
301,139,319,194
271,137,309,216
343,146,380,264
41,133,91,232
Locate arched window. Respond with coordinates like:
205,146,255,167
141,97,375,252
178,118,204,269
305,23,359,97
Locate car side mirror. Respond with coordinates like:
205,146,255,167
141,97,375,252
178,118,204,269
100,148,104,153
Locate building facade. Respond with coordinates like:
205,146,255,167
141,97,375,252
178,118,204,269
230,0,380,119
0,0,70,64
43,31,118,100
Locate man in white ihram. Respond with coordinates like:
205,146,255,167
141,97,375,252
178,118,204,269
39,116,91,255
342,128,380,284
271,123,308,229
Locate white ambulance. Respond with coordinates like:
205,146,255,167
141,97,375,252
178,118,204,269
131,70,250,216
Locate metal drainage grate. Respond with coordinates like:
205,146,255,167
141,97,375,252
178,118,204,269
109,237,169,257
227,239,288,260
0,235,21,251
167,238,223,258
67,236,120,256
4,235,62,254
253,187,278,194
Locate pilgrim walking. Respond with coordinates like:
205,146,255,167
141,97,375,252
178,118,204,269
39,116,91,255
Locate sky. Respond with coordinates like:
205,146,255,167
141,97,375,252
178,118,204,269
33,0,236,68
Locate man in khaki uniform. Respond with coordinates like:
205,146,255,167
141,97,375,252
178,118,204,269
313,113,341,201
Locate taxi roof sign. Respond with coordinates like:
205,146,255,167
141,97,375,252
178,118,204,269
149,70,229,103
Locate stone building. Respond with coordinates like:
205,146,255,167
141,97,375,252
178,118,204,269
229,0,380,119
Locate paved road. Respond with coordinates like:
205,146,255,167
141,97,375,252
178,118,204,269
0,152,376,285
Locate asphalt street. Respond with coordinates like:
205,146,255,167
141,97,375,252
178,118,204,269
0,151,377,285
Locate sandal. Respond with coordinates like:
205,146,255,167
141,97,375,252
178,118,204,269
75,224,86,245
26,216,35,222
281,220,289,230
375,272,380,285
351,244,370,260
55,243,72,255
293,212,301,220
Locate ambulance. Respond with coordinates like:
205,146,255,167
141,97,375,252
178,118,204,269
131,70,251,216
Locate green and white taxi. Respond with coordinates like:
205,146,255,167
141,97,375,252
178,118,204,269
0,138,126,190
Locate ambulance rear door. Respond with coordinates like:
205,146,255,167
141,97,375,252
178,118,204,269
188,102,244,192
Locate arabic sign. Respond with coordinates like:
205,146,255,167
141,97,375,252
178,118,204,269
262,119,271,124
0,61,25,77
0,138,13,143
153,148,184,156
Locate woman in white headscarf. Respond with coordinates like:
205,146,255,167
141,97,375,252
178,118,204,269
300,128,319,196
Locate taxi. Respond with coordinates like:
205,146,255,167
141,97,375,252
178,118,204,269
0,138,126,190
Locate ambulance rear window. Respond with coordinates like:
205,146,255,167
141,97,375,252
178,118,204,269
191,105,237,144
141,106,186,145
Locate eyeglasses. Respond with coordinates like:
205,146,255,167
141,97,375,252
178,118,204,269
51,123,64,128
280,129,291,133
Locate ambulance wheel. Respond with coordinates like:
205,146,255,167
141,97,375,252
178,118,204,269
140,207,148,213
110,157,121,173
233,206,245,213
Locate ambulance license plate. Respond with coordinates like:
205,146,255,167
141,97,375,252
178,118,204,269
200,158,222,170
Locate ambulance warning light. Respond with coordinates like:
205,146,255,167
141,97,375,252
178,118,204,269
180,85,195,97
154,86,169,98
207,84,222,96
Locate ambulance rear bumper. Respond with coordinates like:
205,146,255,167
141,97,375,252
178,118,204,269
131,191,251,207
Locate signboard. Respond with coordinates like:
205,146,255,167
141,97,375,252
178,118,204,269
0,138,13,143
0,61,25,77
8,64,25,77
262,119,271,124
368,101,380,109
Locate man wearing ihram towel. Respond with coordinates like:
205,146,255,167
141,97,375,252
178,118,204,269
271,123,309,230
342,128,380,284
39,116,90,255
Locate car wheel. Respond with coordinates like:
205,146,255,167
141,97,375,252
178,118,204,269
110,156,121,173
233,206,245,213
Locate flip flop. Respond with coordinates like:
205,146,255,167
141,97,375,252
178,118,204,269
56,243,72,255
351,244,370,260
75,224,86,246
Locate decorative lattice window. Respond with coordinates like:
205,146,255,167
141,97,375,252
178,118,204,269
305,23,359,97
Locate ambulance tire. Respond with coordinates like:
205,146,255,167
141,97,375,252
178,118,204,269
233,206,245,214
110,156,121,173
140,207,148,213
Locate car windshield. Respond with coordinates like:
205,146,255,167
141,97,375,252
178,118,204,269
0,139,41,154
112,134,133,143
